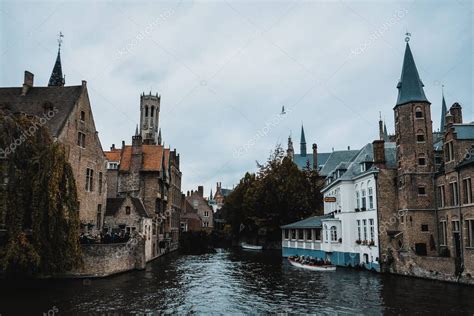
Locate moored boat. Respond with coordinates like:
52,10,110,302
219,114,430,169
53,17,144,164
241,242,263,250
288,256,336,271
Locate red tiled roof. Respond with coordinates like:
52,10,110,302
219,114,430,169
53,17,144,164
104,149,121,162
142,145,164,171
117,144,166,172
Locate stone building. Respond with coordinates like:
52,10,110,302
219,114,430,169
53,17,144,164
375,38,474,284
0,46,107,235
104,92,182,258
186,186,214,232
103,194,153,261
212,182,232,210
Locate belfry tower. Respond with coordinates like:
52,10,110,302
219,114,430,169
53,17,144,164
139,92,161,145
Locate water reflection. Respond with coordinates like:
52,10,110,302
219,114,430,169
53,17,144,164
0,249,473,314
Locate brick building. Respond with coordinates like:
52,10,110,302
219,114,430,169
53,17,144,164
0,47,107,235
104,92,182,258
375,38,474,284
186,186,213,232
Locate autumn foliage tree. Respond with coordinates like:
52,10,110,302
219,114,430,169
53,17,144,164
0,110,81,276
221,145,324,243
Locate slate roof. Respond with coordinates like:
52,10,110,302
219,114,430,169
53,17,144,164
220,188,232,197
105,197,150,218
293,153,331,171
453,124,474,140
396,43,429,106
48,50,65,87
0,85,83,136
281,214,333,229
319,150,360,176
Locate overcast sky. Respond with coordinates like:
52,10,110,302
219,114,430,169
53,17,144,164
1,0,472,195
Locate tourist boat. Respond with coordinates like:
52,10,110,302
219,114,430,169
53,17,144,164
288,257,336,271
241,242,263,250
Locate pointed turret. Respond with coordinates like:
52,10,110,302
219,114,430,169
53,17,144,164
158,128,162,145
396,42,428,106
440,90,447,132
48,33,65,87
287,134,294,159
383,123,389,142
300,125,307,156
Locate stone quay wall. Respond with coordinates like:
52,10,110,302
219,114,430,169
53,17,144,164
66,236,146,278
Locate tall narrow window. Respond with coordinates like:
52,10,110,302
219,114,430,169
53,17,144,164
462,178,472,204
98,172,103,194
438,186,445,207
80,110,85,121
357,220,361,240
467,220,474,247
368,187,374,209
363,219,367,240
356,191,360,209
330,226,337,242
445,142,454,162
97,204,102,230
77,132,86,148
151,106,154,117
369,219,374,242
85,168,94,192
145,106,149,117
361,189,367,209
450,182,459,206
126,206,131,215
440,221,447,246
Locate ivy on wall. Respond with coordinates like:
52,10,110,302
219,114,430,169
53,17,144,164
0,110,82,276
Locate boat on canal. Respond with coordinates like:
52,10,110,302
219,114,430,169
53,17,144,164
241,242,263,250
288,256,336,271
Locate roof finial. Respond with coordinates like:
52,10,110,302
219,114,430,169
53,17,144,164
58,31,64,50
405,31,411,43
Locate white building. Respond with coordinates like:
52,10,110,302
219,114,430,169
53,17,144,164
282,142,396,271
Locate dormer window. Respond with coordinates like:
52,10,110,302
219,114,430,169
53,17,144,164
361,164,366,172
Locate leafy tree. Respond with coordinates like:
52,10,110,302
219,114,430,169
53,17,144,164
221,145,324,243
0,111,81,276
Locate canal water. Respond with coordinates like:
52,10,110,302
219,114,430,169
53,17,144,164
1,248,474,315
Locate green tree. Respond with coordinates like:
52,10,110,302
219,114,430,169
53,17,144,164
0,111,81,276
221,145,324,243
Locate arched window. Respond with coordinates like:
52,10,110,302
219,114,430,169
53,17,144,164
416,129,425,142
330,226,337,241
415,106,423,118
145,106,149,117
151,106,154,117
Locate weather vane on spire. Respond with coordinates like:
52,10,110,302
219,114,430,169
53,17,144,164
405,31,411,43
58,31,64,49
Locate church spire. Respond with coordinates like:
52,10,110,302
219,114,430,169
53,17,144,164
287,133,294,159
48,32,65,87
396,34,428,106
300,124,307,156
440,86,447,132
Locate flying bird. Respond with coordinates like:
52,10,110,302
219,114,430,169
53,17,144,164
280,105,286,115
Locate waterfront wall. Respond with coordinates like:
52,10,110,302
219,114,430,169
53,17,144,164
66,236,146,278
388,249,474,285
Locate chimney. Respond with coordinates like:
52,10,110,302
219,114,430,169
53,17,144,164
372,140,385,168
82,80,87,87
122,140,125,148
347,146,350,151
450,103,463,124
187,191,190,197
111,144,115,150
21,71,34,96
198,186,204,197
312,143,318,170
